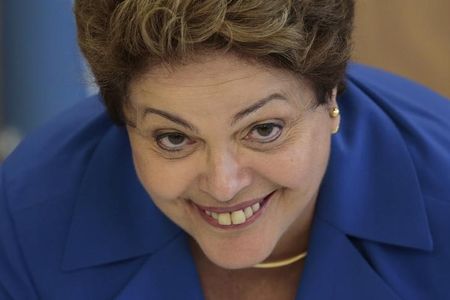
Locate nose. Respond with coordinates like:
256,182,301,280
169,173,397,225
199,148,251,202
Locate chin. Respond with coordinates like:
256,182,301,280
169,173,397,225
196,234,277,270
206,251,268,270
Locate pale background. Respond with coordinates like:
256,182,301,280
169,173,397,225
353,0,450,98
0,0,449,160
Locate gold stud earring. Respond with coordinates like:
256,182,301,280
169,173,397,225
329,107,340,134
329,107,340,118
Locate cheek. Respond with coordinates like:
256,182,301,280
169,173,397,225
130,143,196,202
255,128,331,190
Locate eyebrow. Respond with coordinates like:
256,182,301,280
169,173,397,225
141,92,288,131
142,107,197,132
231,93,287,125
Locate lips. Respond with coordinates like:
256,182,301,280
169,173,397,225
192,190,276,229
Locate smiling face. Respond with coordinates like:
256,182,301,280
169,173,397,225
126,53,339,269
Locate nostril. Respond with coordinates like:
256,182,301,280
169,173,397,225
200,174,244,203
198,152,252,202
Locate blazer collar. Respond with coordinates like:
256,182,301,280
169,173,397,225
62,74,433,271
114,233,204,300
296,215,403,300
62,125,182,271
316,76,433,251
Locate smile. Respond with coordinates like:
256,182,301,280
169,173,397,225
193,190,277,229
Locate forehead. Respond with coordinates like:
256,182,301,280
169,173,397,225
129,53,314,112
138,54,287,84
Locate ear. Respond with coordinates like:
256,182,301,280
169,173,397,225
329,87,338,107
328,87,340,134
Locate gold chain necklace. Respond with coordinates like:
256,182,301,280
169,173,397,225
253,251,307,269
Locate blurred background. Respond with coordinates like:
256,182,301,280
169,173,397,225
353,0,450,97
0,0,449,161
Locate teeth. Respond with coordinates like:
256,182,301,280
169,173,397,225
251,202,260,213
244,207,253,218
218,213,231,225
231,210,246,225
204,200,263,226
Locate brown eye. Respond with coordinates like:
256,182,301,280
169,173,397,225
256,124,275,136
246,123,283,143
156,132,194,151
166,134,185,145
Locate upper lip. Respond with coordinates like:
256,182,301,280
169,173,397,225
191,190,276,213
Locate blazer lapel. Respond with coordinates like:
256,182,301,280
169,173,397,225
296,217,401,300
62,71,434,299
295,75,435,299
113,217,401,300
60,125,204,299
62,126,182,271
114,233,204,300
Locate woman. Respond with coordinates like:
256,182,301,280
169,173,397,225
1,0,449,299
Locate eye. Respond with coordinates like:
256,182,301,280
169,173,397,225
155,132,194,151
245,122,283,143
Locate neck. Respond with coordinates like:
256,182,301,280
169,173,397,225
262,195,316,264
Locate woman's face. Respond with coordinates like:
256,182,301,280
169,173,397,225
127,53,338,269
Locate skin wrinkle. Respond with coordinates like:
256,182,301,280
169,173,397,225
134,93,307,145
73,1,353,297
126,54,339,276
134,58,272,88
129,58,317,131
142,107,198,133
75,0,354,124
138,93,289,132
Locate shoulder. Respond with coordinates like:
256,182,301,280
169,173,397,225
1,95,114,212
0,95,120,298
338,65,450,299
347,63,449,104
344,63,450,202
346,63,450,132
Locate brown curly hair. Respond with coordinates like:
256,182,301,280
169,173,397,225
74,0,354,124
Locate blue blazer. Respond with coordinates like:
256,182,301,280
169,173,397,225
1,65,450,299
